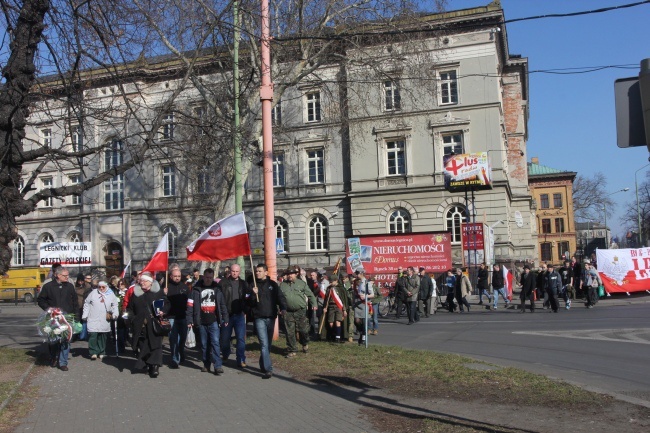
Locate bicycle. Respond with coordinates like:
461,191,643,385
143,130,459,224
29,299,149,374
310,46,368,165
378,285,407,317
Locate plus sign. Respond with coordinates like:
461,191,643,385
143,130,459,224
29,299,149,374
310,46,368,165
446,158,464,176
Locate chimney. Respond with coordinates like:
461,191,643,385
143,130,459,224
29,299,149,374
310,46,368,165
531,157,539,164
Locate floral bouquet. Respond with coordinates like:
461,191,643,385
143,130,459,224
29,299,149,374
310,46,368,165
36,308,82,342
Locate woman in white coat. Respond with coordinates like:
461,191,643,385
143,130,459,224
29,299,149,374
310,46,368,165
83,281,119,360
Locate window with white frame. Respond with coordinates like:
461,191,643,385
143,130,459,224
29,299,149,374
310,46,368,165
69,175,80,205
305,91,321,123
439,70,458,105
12,236,25,266
275,218,289,252
307,149,324,184
71,126,82,152
308,215,328,251
69,232,82,242
162,165,176,197
383,80,401,111
160,113,175,140
442,132,464,157
273,152,285,187
386,139,406,176
104,139,124,210
445,205,467,243
164,225,178,259
388,209,411,234
41,129,52,147
41,177,53,207
41,233,54,245
272,100,282,126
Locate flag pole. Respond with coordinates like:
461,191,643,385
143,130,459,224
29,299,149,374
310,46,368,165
318,288,332,335
248,255,259,302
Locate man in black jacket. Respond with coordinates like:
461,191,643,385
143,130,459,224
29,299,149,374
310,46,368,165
519,265,536,313
249,264,287,379
546,264,562,313
394,268,407,319
218,264,251,368
477,263,491,305
37,266,78,371
418,267,433,318
165,265,189,368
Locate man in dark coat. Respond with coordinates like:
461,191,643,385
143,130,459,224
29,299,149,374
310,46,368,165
249,264,287,378
519,265,536,313
218,263,251,368
476,263,491,305
126,272,170,378
37,266,78,371
394,267,407,319
165,265,190,368
546,263,562,313
418,267,434,318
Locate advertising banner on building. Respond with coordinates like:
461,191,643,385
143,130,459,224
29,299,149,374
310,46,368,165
345,232,452,278
596,248,650,294
461,222,488,267
443,152,492,192
39,242,92,267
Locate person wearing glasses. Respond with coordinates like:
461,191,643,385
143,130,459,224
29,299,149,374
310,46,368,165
37,266,79,371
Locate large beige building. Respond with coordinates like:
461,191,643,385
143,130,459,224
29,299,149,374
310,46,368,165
13,2,537,276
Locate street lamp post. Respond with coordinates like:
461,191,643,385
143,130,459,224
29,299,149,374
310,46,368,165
603,188,630,249
635,163,649,248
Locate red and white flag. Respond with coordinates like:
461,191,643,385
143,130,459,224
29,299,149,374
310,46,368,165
120,260,132,279
141,233,169,274
330,287,344,310
186,212,252,261
503,265,513,300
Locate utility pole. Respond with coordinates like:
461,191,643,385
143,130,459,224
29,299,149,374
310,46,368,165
234,0,245,269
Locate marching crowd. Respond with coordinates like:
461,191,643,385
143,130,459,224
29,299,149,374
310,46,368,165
35,256,603,378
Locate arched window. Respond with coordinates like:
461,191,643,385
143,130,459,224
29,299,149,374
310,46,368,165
12,236,25,266
275,218,289,252
163,225,178,259
388,209,411,234
70,232,82,243
308,215,328,251
41,233,54,245
445,205,467,243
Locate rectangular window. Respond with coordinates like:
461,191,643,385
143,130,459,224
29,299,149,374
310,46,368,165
161,113,175,140
307,149,324,184
386,140,406,176
555,218,565,233
305,92,321,123
42,129,52,147
41,178,53,207
541,243,552,262
197,170,210,194
540,194,549,209
71,126,82,152
104,139,124,210
383,80,401,111
442,133,464,157
272,101,282,126
439,70,458,105
542,218,551,234
69,175,80,205
163,165,176,197
273,152,285,187
553,193,562,208
194,106,207,136
558,241,570,261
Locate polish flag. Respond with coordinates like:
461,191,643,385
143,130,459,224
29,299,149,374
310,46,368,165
186,212,252,261
141,233,169,274
120,260,131,279
503,265,514,300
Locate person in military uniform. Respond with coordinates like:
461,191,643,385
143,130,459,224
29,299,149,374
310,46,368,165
320,275,350,342
279,266,317,358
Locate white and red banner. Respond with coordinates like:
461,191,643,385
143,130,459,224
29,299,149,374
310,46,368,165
120,260,131,279
186,212,252,261
142,234,169,274
596,248,650,294
39,242,92,267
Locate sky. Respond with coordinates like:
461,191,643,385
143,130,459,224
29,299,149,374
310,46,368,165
450,0,649,240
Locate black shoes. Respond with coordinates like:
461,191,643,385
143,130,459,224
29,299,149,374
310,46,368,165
148,365,159,378
262,371,273,379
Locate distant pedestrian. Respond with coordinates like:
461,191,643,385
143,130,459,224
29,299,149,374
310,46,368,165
404,267,420,324
583,261,602,309
445,270,456,313
418,267,433,318
353,269,374,345
455,268,471,313
491,264,510,310
519,265,536,313
545,264,561,313
477,263,492,305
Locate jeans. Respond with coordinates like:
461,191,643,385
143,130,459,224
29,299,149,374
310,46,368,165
254,318,275,373
407,301,418,323
49,339,70,366
199,322,222,369
220,312,246,364
493,287,509,308
168,318,187,365
478,288,491,303
370,303,379,330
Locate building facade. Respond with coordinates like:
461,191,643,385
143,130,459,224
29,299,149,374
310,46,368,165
12,2,537,276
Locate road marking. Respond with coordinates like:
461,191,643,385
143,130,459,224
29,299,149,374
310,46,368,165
513,328,650,345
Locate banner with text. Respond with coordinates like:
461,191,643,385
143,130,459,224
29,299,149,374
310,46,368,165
596,248,650,294
345,232,452,278
39,242,92,267
443,152,492,192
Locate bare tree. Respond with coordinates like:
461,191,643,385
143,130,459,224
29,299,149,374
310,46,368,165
572,172,615,223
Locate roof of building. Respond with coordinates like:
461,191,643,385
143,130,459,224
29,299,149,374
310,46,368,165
528,162,576,178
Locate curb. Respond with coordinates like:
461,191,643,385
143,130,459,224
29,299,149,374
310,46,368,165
0,361,36,413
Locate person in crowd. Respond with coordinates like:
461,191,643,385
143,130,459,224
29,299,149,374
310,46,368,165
127,272,170,378
445,269,457,313
218,263,250,368
307,270,322,337
571,256,583,299
559,259,574,309
546,263,562,313
108,275,120,294
279,266,317,357
418,267,433,318
248,264,287,378
403,266,420,324
129,270,138,287
476,263,492,305
519,264,536,313
187,268,228,374
455,267,472,313
165,264,190,368
491,264,510,310
536,264,549,309
353,269,374,345
75,273,94,341
342,274,356,343
322,274,352,341
83,281,119,360
368,275,381,335
114,278,129,353
394,267,407,319
37,266,78,371
583,261,602,309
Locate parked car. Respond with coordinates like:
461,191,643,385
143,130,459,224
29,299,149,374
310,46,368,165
0,267,49,303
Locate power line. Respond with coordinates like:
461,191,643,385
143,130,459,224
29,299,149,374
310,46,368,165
504,1,650,24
